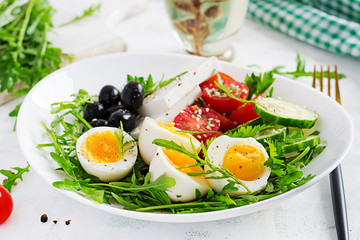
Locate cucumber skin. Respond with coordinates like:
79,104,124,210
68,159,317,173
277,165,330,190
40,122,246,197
253,100,318,129
282,135,320,153
242,117,264,127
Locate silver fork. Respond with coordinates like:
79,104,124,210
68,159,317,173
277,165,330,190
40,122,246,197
312,65,349,240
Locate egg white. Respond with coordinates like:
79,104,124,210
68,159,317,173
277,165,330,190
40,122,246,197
138,117,201,165
149,146,210,202
76,126,137,182
205,135,271,196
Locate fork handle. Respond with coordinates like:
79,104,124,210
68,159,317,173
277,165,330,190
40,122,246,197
330,165,349,240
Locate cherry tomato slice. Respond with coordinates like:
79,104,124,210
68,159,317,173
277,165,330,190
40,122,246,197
174,105,220,142
200,72,249,114
195,103,236,132
227,94,264,125
227,102,259,125
0,185,13,224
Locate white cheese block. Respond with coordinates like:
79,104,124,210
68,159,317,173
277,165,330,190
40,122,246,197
154,86,202,123
138,57,221,117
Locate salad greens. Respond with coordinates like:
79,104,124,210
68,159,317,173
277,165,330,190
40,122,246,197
114,122,135,159
59,3,101,27
0,163,30,192
127,72,187,98
0,0,72,118
250,54,346,80
38,82,325,212
244,71,275,99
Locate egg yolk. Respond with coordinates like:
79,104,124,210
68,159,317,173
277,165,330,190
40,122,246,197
162,148,201,174
80,131,123,163
223,143,266,181
157,121,191,140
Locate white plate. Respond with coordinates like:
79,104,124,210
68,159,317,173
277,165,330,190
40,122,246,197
17,53,353,223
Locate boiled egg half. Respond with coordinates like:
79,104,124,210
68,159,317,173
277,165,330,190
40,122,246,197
205,135,270,196
138,117,201,165
149,146,210,202
76,126,137,182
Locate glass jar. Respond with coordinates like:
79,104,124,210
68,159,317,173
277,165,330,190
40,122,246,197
165,0,249,61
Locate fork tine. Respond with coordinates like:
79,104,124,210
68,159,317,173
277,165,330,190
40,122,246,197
320,65,324,92
335,65,342,105
327,65,331,97
312,66,316,88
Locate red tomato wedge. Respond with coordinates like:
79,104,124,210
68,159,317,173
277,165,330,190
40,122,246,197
0,185,13,224
174,105,221,142
200,72,249,114
228,94,263,125
201,104,236,132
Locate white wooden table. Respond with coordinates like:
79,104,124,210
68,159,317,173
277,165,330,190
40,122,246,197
1,0,359,239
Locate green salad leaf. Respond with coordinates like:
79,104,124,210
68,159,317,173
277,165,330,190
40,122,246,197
0,163,30,192
127,72,187,97
244,71,275,99
59,3,101,27
0,0,72,120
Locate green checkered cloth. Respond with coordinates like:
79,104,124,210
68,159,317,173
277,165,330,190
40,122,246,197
247,0,360,58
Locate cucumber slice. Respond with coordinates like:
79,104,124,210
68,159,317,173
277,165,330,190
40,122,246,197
255,125,287,144
287,127,304,139
242,117,264,127
282,135,320,153
254,97,318,128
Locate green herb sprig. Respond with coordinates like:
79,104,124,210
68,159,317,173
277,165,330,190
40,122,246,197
250,54,346,80
114,122,135,159
0,0,73,118
0,163,30,192
127,72,187,97
59,3,101,27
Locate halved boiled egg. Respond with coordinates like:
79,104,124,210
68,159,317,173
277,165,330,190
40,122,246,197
76,126,137,182
149,146,210,202
205,135,270,196
138,117,201,165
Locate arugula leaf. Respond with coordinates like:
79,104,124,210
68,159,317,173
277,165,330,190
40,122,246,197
53,178,104,203
108,173,175,192
278,171,303,186
269,54,346,80
244,71,275,99
59,3,101,27
225,124,272,138
0,0,72,119
127,72,186,97
0,163,30,192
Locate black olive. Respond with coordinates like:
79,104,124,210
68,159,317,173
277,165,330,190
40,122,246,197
120,81,144,111
89,119,108,128
99,85,121,108
83,102,106,122
108,110,135,132
105,105,128,119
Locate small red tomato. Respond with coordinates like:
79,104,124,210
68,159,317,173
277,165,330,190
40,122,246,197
0,185,13,224
200,72,249,114
228,94,264,125
228,102,259,125
174,105,221,142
